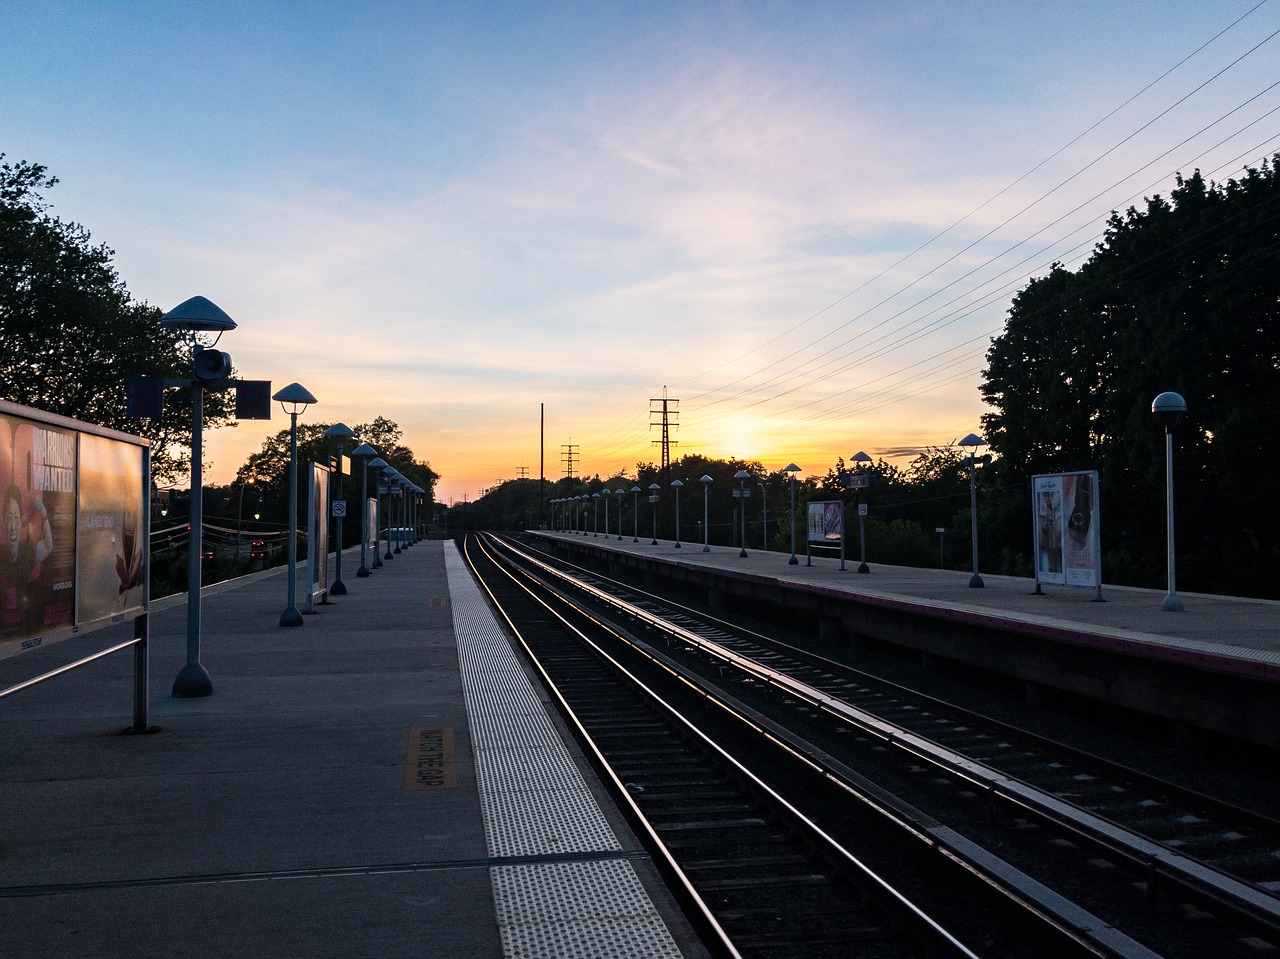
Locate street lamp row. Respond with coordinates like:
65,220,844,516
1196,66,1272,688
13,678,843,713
547,396,1187,612
159,294,428,700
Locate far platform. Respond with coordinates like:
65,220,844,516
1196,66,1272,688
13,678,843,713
527,529,1280,749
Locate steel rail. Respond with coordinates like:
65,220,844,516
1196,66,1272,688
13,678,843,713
467,532,982,959
501,533,1280,939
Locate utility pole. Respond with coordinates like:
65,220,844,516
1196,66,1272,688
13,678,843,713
650,387,679,484
539,403,544,529
561,443,579,479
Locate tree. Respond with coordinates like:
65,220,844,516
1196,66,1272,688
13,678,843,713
236,418,438,540
0,156,234,481
980,159,1280,596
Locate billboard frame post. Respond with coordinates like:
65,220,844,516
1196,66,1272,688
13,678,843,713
0,399,152,730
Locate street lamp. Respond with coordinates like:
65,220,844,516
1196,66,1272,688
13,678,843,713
368,456,388,568
671,479,683,548
384,468,399,558
235,474,255,562
392,474,406,554
648,483,660,544
592,492,600,536
757,482,768,550
700,475,713,552
352,444,378,576
325,423,356,595
784,464,801,565
958,432,986,588
615,488,626,540
630,486,641,542
851,451,872,574
601,493,609,540
1153,392,1187,611
274,382,318,627
734,470,751,558
161,295,236,698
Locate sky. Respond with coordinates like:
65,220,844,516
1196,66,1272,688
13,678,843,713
3,1,1278,504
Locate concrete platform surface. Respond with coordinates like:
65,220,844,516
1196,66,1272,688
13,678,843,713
0,540,699,959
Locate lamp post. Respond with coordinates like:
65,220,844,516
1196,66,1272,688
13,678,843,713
235,475,254,562
592,492,600,536
404,484,416,546
274,382,318,627
392,474,406,554
734,470,751,558
368,457,388,568
700,475,713,552
161,295,237,698
384,468,399,558
630,486,641,542
1153,392,1187,611
616,488,626,540
648,483,660,544
784,464,801,565
576,495,585,534
757,482,768,550
352,444,377,576
851,451,872,574
958,432,986,588
325,423,355,595
601,493,609,540
671,479,683,548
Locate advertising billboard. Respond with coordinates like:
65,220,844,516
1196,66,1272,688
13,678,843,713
806,501,844,543
2,413,77,646
307,461,330,609
0,401,148,660
76,433,146,624
1032,471,1101,589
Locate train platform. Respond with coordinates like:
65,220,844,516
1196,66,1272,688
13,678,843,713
0,540,705,959
531,529,1280,675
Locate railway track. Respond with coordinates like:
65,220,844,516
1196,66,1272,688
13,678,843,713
474,531,1280,958
462,532,1127,959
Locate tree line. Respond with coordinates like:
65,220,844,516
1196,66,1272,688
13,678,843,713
0,156,438,528
5,153,1277,597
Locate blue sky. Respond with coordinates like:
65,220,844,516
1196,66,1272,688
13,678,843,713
4,1,1277,502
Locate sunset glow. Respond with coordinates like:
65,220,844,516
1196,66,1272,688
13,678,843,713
3,2,1275,503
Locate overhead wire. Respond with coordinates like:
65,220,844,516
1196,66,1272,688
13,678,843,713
575,4,1280,473
668,0,1276,401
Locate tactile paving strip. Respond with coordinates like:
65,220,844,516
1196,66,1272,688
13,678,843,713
492,860,683,959
444,545,683,958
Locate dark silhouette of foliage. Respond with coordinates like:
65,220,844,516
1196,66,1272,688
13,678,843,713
0,156,235,481
981,159,1280,596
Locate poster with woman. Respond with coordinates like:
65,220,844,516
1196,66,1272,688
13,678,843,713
76,432,145,624
1032,471,1101,590
2,414,76,644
